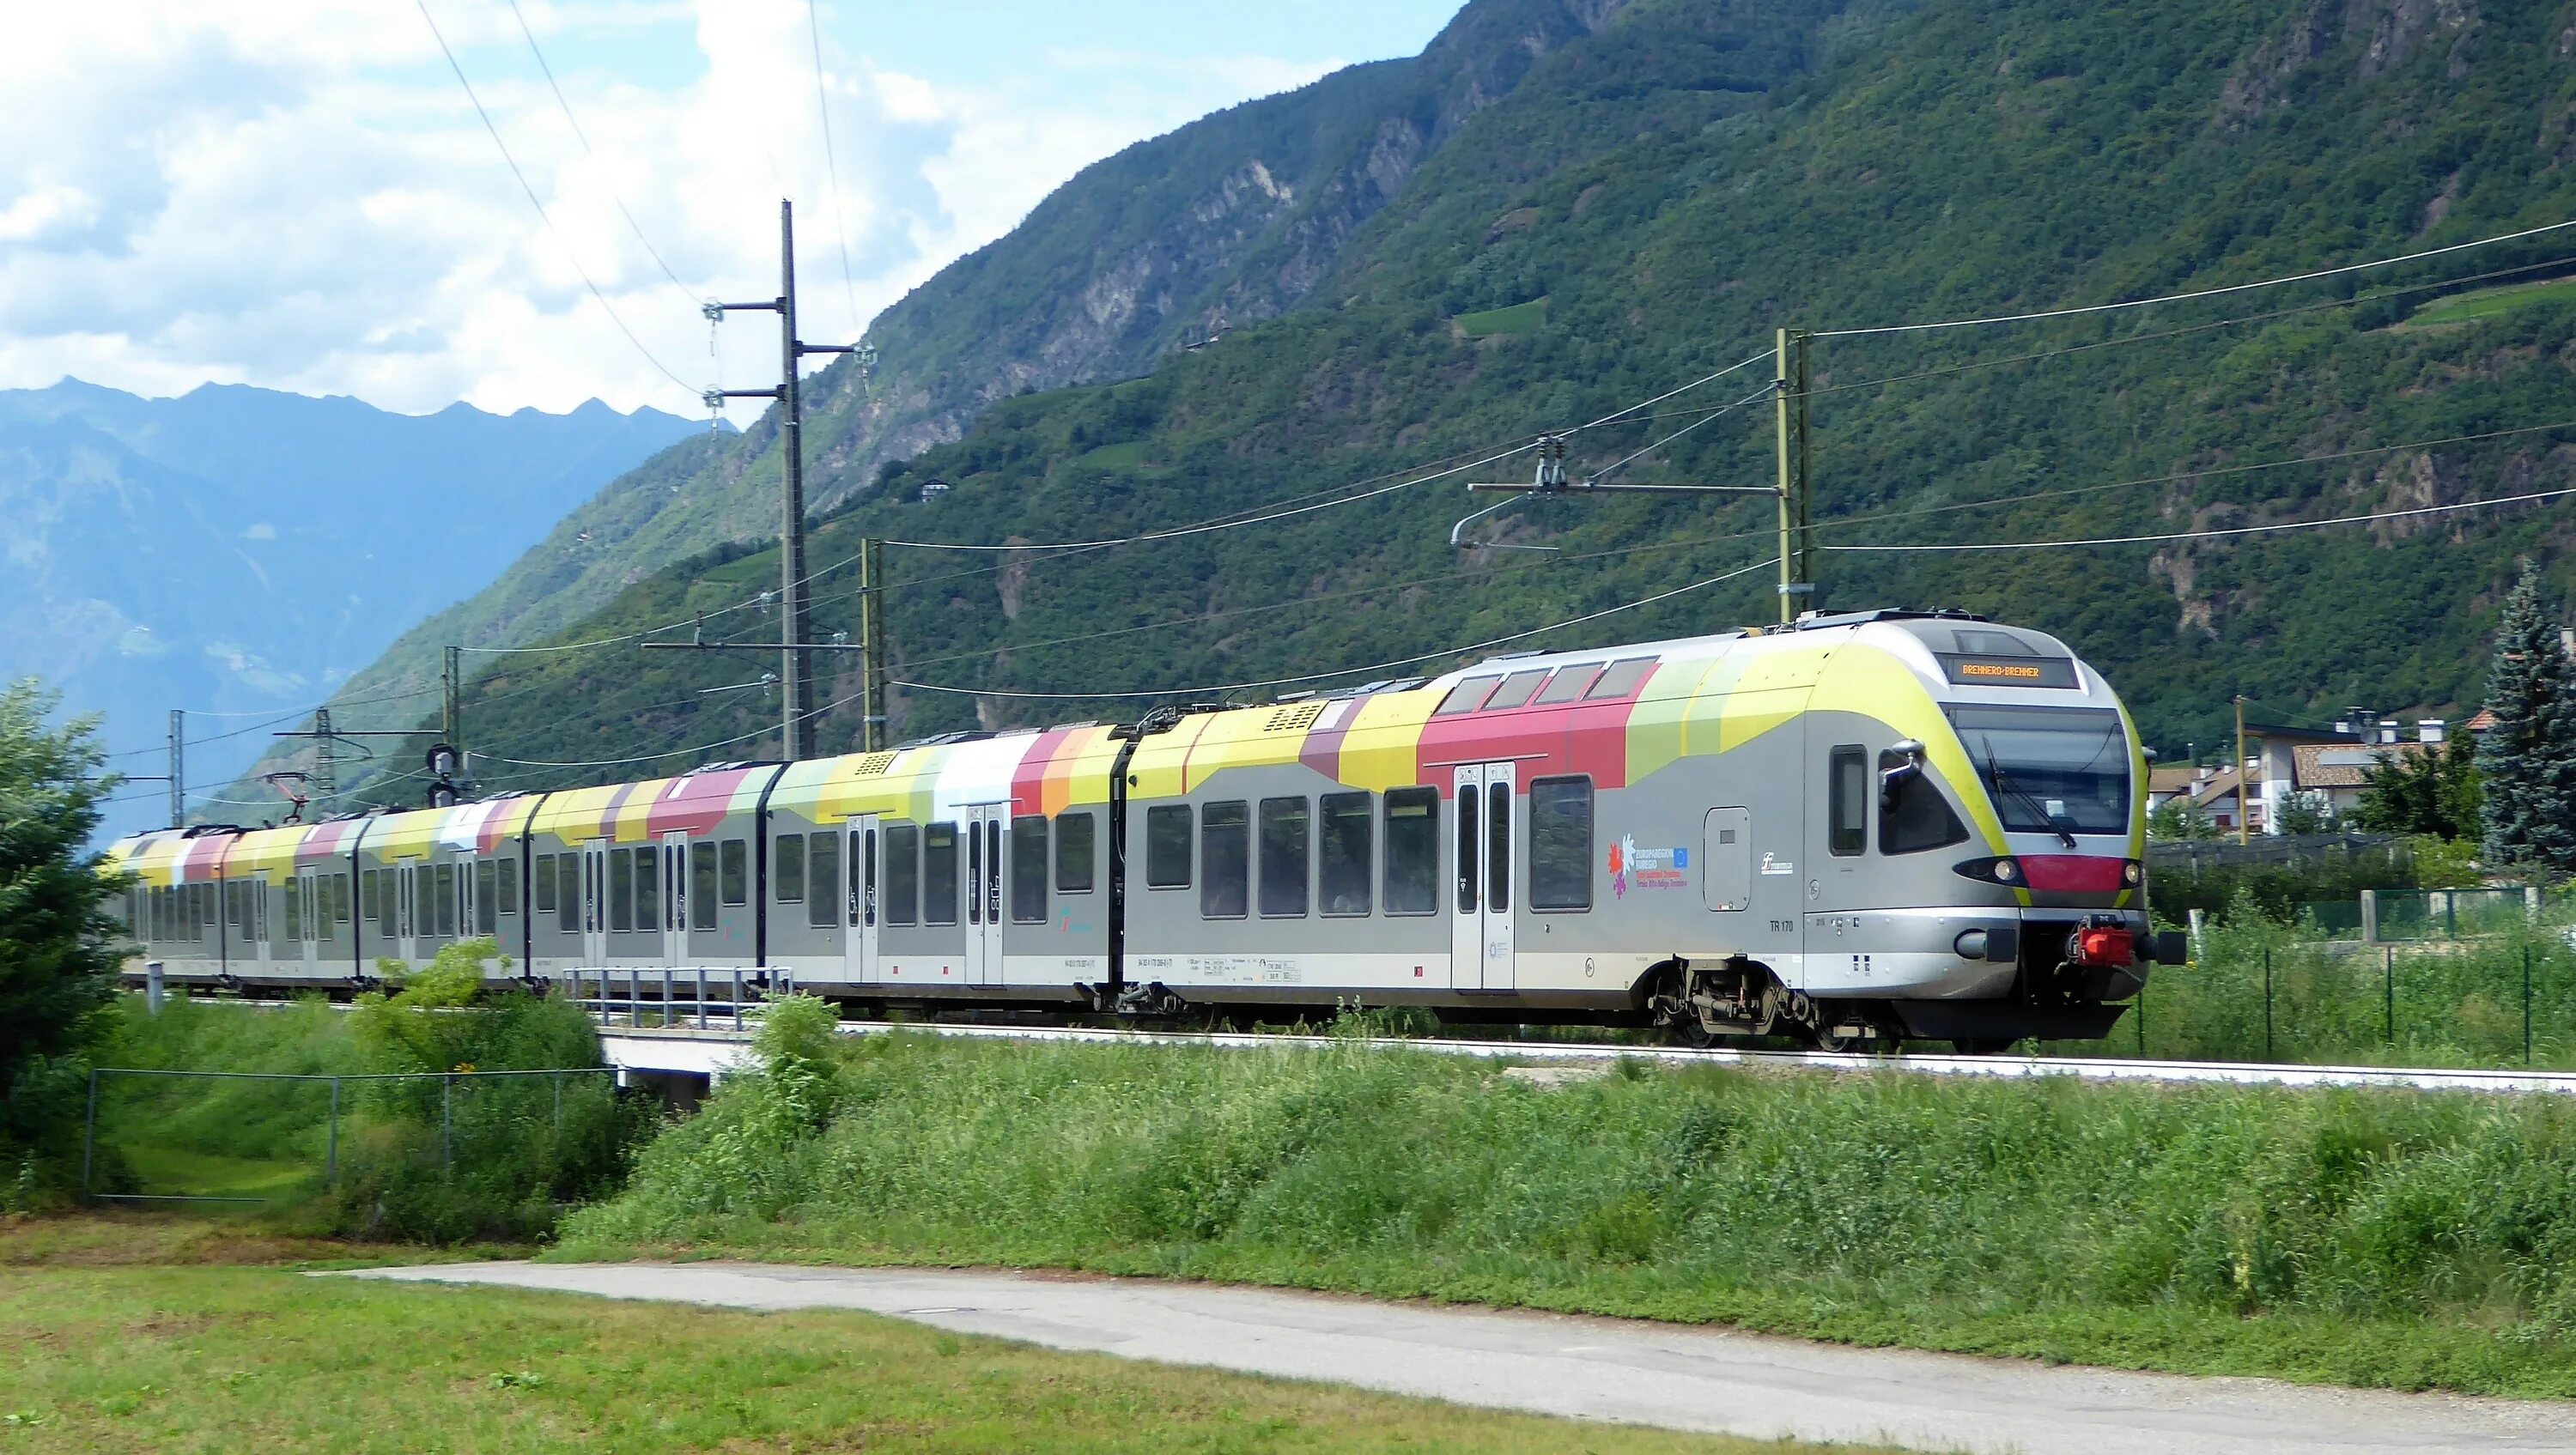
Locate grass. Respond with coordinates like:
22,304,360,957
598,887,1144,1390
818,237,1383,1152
0,1216,1873,1455
2401,275,2576,327
565,1028,2576,1401
1454,297,1548,337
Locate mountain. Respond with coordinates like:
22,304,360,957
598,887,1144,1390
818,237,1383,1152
256,0,2576,808
0,379,704,834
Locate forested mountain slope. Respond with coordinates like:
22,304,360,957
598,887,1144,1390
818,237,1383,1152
245,0,2576,810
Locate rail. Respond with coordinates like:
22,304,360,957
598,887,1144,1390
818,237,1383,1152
595,1018,2576,1097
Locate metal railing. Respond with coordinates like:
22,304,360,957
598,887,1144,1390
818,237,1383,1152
558,966,768,1030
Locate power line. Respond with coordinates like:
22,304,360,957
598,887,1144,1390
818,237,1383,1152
503,0,705,309
804,0,864,336
881,441,1534,552
413,0,698,397
1816,214,2576,338
480,682,868,769
1823,484,2576,555
1565,348,1773,433
895,556,1780,701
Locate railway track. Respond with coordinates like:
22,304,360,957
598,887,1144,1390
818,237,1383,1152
592,1015,2576,1096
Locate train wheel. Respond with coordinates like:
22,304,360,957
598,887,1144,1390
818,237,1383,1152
1671,1010,1719,1049
1808,1023,1859,1054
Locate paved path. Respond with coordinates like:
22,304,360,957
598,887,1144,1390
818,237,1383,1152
336,1262,2576,1454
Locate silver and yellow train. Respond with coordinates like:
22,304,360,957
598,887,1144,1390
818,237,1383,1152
107,609,2180,1049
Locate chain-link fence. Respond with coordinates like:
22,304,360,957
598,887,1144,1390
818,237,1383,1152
81,1065,618,1205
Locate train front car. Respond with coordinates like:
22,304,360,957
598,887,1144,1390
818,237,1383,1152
1765,611,2178,1052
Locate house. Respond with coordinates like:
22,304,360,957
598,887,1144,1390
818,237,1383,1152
2153,712,2458,835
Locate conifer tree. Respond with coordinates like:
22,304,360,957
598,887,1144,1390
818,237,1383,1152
2477,567,2576,871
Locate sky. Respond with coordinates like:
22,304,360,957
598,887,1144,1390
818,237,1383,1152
0,0,1466,420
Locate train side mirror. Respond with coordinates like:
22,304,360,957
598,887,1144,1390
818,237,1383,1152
1879,740,1924,808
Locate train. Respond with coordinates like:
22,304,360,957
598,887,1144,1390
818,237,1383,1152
104,608,2184,1051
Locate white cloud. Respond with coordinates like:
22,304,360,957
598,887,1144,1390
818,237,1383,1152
0,0,1352,416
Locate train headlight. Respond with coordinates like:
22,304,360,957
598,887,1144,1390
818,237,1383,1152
2123,859,2143,886
1951,856,2022,885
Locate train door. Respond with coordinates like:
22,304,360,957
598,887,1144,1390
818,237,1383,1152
1449,762,1516,991
1802,738,1872,990
293,869,320,977
963,805,1005,986
844,815,879,985
580,841,611,966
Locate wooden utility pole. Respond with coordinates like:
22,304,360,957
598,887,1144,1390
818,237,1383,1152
2234,694,2251,845
1772,327,1812,623
702,199,857,761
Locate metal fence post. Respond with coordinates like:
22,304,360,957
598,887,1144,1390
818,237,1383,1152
441,1072,453,1172
81,1068,99,1201
2263,949,2274,1062
732,967,744,1031
696,967,708,1030
552,1070,563,1145
2360,889,2379,945
662,967,674,1028
2525,944,2536,1067
2385,945,2396,1045
326,1076,340,1186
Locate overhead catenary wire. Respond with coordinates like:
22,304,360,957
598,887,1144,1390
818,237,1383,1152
413,0,699,398
502,0,705,308
1823,484,2576,554
879,441,1537,552
803,0,864,335
894,556,1780,701
1817,214,2576,337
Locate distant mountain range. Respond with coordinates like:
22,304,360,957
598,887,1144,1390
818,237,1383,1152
0,378,706,836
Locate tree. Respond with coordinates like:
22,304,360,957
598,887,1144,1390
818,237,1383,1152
0,680,125,1197
2272,791,2332,836
2147,796,2216,840
2477,567,2576,871
2351,734,2482,840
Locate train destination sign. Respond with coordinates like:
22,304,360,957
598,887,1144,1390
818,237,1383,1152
1935,652,2078,688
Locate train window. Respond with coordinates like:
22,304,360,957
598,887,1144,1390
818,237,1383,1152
857,828,876,927
774,833,806,903
283,880,301,943
1319,792,1371,916
808,831,841,928
884,824,919,925
557,857,580,933
1528,777,1594,911
1534,665,1600,705
720,839,749,906
1259,797,1310,918
1201,802,1249,918
334,875,351,925
496,858,518,916
634,846,660,930
923,822,959,925
376,870,395,938
1829,746,1868,857
1012,816,1048,924
1482,669,1552,711
358,870,377,925
610,851,635,933
535,855,558,912
1145,804,1192,888
1485,782,1511,913
1434,676,1501,716
1880,749,1971,854
475,862,497,934
436,864,459,937
1055,812,1096,893
1583,658,1656,700
691,843,719,930
1455,787,1479,913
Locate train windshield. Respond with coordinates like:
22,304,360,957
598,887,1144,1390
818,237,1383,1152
1943,705,2130,835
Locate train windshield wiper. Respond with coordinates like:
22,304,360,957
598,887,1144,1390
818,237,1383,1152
1981,737,2076,849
